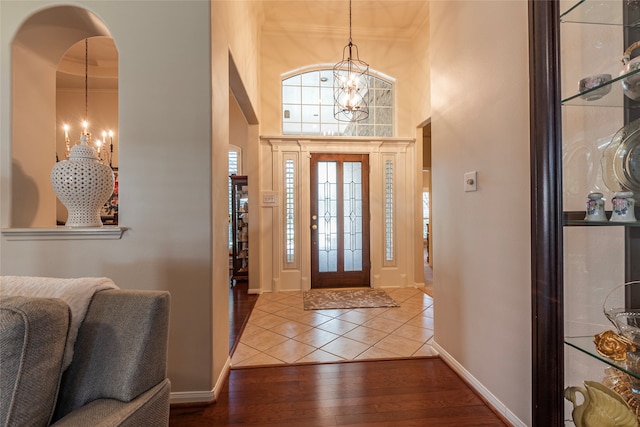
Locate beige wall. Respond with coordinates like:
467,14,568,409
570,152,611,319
430,1,531,425
0,1,258,401
230,92,249,169
260,31,426,138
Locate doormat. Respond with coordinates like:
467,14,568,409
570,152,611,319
302,289,400,310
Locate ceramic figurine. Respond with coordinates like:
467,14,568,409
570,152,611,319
611,192,637,222
564,381,638,427
586,192,608,222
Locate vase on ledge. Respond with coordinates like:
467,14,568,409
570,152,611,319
51,136,114,227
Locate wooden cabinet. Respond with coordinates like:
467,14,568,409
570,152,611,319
230,175,248,283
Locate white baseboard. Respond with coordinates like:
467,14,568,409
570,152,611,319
169,355,231,405
170,389,214,405
432,341,526,427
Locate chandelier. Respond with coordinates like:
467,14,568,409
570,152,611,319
333,0,369,122
62,38,114,167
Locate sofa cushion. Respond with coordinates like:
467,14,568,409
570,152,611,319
0,296,70,427
53,290,170,421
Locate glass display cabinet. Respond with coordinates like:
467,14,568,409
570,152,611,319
230,175,249,283
530,0,640,424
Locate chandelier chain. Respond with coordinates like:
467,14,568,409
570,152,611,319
85,38,88,122
349,0,352,44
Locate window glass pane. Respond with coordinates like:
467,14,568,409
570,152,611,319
319,69,333,87
302,123,321,134
282,68,392,136
282,85,301,104
320,87,333,105
285,159,295,265
339,121,356,136
320,105,335,122
378,125,392,137
301,104,320,123
283,104,301,122
301,86,320,104
375,107,392,124
385,159,394,262
358,124,374,136
228,150,239,250
321,122,340,137
377,89,392,107
283,74,301,85
423,192,430,239
283,122,302,134
301,71,320,86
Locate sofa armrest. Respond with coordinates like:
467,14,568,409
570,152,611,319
51,379,170,427
0,296,70,427
53,290,170,421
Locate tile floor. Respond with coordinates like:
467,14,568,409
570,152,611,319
231,287,436,367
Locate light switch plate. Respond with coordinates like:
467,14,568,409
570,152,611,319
464,171,477,192
262,192,277,205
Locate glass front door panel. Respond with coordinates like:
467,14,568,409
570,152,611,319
343,161,363,271
317,161,338,272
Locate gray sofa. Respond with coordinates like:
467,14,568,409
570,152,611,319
0,289,171,427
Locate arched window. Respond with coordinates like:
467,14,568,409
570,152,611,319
282,67,393,137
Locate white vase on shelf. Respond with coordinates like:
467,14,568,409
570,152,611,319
50,136,114,227
611,191,637,222
585,192,607,222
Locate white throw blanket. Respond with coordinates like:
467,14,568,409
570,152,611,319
0,276,119,370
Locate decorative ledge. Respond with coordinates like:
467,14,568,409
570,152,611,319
1,226,127,241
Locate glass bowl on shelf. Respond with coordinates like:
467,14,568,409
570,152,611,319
604,281,640,344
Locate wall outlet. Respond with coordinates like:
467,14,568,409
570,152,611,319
464,171,477,192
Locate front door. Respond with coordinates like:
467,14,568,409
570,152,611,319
310,153,370,288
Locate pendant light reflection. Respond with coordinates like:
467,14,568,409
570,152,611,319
333,0,369,122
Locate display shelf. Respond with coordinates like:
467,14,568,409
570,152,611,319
1,226,126,240
559,1,640,424
564,210,640,226
561,0,640,26
230,175,248,283
565,335,640,380
561,68,640,107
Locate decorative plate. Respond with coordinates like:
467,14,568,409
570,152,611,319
602,118,640,198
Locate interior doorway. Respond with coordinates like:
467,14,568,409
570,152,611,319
422,122,433,296
310,153,370,288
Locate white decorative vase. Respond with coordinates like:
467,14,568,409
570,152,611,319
585,192,608,222
611,191,637,222
51,137,114,227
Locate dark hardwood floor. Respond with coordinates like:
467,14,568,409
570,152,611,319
169,358,508,426
169,281,509,426
228,279,258,353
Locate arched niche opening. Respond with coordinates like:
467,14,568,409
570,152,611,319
11,6,118,228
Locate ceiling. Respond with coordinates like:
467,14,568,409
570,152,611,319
56,1,429,89
57,37,118,90
261,0,429,40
